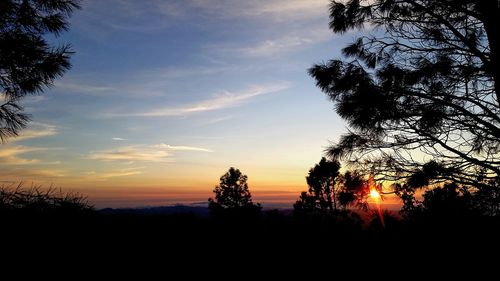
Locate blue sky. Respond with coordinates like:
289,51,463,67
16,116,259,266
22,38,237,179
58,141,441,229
0,0,354,208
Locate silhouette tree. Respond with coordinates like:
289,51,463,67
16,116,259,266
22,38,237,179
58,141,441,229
309,1,500,193
337,170,369,211
293,191,318,213
305,157,341,211
472,178,500,216
208,167,261,215
294,158,370,214
397,182,484,223
0,0,80,141
397,175,500,218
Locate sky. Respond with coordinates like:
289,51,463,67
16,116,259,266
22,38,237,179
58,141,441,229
0,0,391,209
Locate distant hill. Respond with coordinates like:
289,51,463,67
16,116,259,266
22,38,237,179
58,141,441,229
99,205,210,216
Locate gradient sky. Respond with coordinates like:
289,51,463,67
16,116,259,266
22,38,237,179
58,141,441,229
0,0,384,208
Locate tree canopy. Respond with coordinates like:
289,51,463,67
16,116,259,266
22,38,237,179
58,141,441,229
0,0,80,141
208,167,261,215
309,0,500,191
294,158,371,214
305,157,340,211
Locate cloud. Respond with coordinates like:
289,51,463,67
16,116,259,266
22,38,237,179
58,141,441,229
80,0,329,34
86,167,144,179
237,30,331,57
0,146,44,165
0,122,62,167
247,0,328,18
0,145,64,165
100,169,142,178
207,23,332,58
87,145,172,162
54,65,239,99
200,115,235,125
112,137,126,141
109,83,289,117
240,36,314,57
22,95,47,103
54,79,115,95
190,0,329,22
0,168,66,178
154,144,213,153
77,0,180,33
10,123,58,143
156,65,240,80
30,169,66,178
87,143,213,163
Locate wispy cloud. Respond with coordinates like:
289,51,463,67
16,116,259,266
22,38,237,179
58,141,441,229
54,79,115,95
30,169,66,178
207,23,331,58
0,145,63,165
238,30,330,57
22,95,48,103
80,0,329,34
0,167,66,178
240,36,314,57
10,123,58,143
112,137,126,141
156,65,239,79
154,143,213,153
54,65,240,98
87,143,212,163
190,0,329,22
85,167,144,179
108,83,289,117
245,0,328,19
199,115,235,125
77,0,182,33
0,123,62,166
0,123,61,165
0,146,44,165
87,145,172,163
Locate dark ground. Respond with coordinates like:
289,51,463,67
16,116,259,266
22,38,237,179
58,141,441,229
3,206,500,261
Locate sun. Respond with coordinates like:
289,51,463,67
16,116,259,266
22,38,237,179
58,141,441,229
370,188,381,199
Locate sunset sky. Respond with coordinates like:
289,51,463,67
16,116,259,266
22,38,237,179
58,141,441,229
0,0,377,208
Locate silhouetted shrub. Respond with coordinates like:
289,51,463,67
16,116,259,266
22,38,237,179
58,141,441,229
0,183,93,215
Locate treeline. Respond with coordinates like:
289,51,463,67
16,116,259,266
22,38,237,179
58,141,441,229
2,169,500,259
2,159,500,224
2,157,500,257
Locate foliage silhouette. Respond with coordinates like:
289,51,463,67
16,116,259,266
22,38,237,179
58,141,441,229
395,168,500,219
208,167,261,217
397,181,500,221
296,157,340,212
2,180,498,261
0,0,80,141
294,158,371,215
338,170,372,211
0,182,93,215
472,178,500,216
309,0,500,199
421,183,473,217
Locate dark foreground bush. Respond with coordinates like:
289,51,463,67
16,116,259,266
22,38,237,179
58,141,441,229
0,183,93,215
